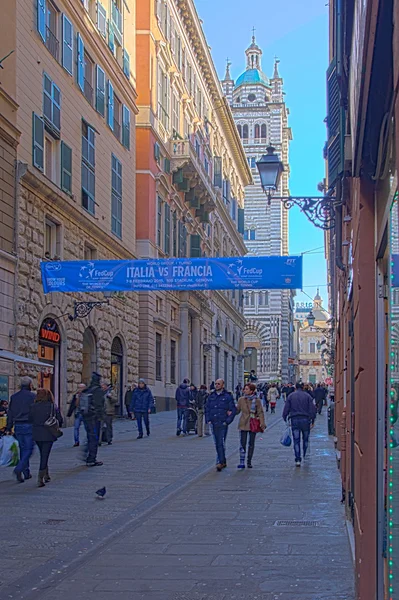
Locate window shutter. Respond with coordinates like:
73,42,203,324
107,81,114,130
32,113,44,171
97,3,107,38
62,15,73,75
77,33,85,92
108,21,115,54
164,157,170,174
237,208,245,234
190,234,201,258
123,49,130,79
122,105,130,149
96,65,105,117
37,0,47,42
326,58,343,186
164,203,170,254
61,142,72,194
214,156,222,188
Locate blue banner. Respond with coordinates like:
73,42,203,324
40,256,303,294
393,254,399,287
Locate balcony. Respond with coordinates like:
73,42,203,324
45,26,59,61
84,78,93,106
169,139,217,214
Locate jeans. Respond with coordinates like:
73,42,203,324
36,440,53,471
13,423,34,477
74,413,83,444
212,424,228,465
316,400,323,415
83,415,100,463
177,408,187,433
239,430,257,465
291,417,311,462
102,414,114,443
136,412,150,436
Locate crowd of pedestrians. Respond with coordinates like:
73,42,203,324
1,371,330,485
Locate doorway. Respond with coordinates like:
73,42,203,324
111,336,124,416
82,327,97,386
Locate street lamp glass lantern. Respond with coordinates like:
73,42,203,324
307,311,315,327
256,146,284,193
215,332,222,344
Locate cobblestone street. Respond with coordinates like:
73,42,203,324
0,405,354,600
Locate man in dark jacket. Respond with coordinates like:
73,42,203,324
6,376,36,482
130,379,154,439
195,385,208,437
282,382,316,466
314,384,326,415
205,379,236,471
81,372,105,467
124,385,133,419
175,379,190,436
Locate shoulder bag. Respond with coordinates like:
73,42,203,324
44,404,63,439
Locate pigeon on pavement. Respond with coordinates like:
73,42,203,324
95,486,106,499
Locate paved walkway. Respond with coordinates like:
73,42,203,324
0,404,354,600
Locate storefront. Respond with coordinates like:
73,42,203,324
37,318,61,406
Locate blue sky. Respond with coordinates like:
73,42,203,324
196,0,329,308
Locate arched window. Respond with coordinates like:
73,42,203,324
265,291,269,306
258,292,263,306
243,124,248,139
245,293,249,306
261,124,267,139
225,327,228,344
237,124,242,137
254,124,260,139
250,293,255,307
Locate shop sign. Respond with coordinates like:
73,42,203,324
39,318,61,344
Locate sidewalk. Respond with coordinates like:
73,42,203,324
0,406,354,600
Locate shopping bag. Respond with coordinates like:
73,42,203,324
280,425,292,447
0,435,20,467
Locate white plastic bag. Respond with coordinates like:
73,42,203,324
0,436,20,467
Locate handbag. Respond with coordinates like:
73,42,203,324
44,404,63,439
249,397,263,434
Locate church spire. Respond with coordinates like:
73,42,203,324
273,57,281,79
245,29,262,71
223,57,233,82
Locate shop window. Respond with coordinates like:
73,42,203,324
44,217,62,259
156,333,162,381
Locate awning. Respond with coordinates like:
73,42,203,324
0,349,54,369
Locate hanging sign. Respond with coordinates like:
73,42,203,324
41,255,302,294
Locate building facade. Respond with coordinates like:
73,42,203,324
135,0,252,407
1,0,139,415
221,37,294,383
298,292,329,384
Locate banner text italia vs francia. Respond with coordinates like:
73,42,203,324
40,256,303,294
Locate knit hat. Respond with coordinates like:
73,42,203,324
138,378,146,384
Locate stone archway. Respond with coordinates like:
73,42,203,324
243,318,270,380
82,327,97,386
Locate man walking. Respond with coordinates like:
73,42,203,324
195,385,208,437
314,383,326,415
80,372,105,467
124,385,133,419
6,376,35,482
205,379,236,471
175,378,190,436
130,379,154,439
282,382,316,467
102,383,118,445
67,383,86,446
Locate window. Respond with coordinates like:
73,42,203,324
258,291,263,306
178,221,187,257
231,198,237,221
81,121,95,214
156,297,162,313
107,80,114,130
245,228,256,241
170,340,176,384
171,306,177,323
158,65,169,130
250,293,255,306
84,244,97,260
122,105,130,149
243,124,248,139
111,154,122,238
83,52,94,105
123,49,130,79
77,33,85,92
261,124,267,140
43,74,61,137
164,203,171,254
61,142,72,193
203,354,207,386
214,156,222,188
44,134,59,184
111,0,123,42
96,66,106,116
237,124,242,137
44,217,61,259
190,234,201,258
97,3,107,38
113,94,122,140
62,15,73,75
157,196,162,247
44,1,59,61
32,113,45,171
172,93,180,136
155,333,162,381
172,211,178,257
309,342,316,354
255,124,260,139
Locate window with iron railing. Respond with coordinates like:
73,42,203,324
83,53,94,105
113,94,122,140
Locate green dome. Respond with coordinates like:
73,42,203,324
235,69,269,88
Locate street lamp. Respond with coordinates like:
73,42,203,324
256,146,336,230
203,332,223,353
307,310,316,327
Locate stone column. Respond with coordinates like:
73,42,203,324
191,316,201,385
179,304,189,382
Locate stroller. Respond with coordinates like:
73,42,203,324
185,406,198,435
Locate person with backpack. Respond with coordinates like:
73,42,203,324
80,372,105,467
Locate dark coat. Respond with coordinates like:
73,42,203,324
124,389,133,407
29,401,63,442
175,383,190,408
195,390,208,410
130,386,154,413
314,387,326,403
6,388,36,430
282,390,316,423
205,389,236,427
83,380,105,420
67,393,80,418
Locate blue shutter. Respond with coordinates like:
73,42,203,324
108,21,115,54
122,105,130,149
61,142,72,194
123,49,130,79
37,0,47,42
77,33,85,92
62,15,73,75
237,208,244,235
96,66,105,117
32,113,44,171
107,81,114,130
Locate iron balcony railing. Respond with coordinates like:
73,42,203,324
45,26,59,61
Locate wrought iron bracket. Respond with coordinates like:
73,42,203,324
268,194,337,230
72,300,109,320
202,343,220,353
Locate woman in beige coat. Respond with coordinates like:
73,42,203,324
236,383,266,469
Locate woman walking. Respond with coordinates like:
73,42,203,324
30,389,63,487
236,383,266,469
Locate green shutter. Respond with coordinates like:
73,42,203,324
164,203,170,254
61,142,72,194
172,167,183,184
326,58,344,186
237,208,244,234
214,156,222,187
32,112,44,171
122,105,130,149
190,234,201,258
